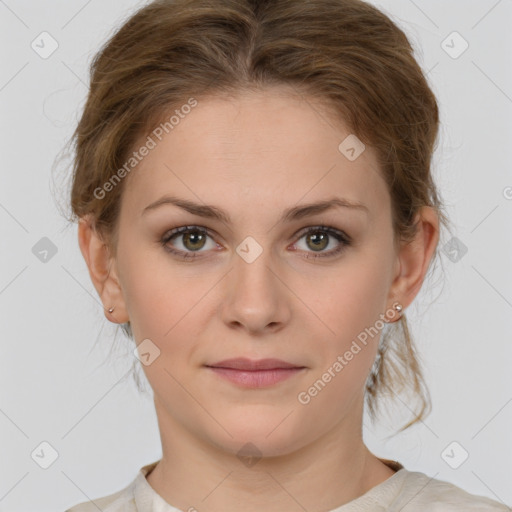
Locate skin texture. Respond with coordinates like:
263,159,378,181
78,85,439,511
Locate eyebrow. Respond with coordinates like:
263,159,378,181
141,195,369,223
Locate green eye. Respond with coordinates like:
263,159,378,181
161,226,215,259
294,226,351,259
161,225,351,261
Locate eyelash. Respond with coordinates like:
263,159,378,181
160,225,352,261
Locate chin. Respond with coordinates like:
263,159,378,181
207,416,309,460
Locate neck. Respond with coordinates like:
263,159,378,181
146,395,396,512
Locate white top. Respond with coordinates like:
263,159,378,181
65,459,510,511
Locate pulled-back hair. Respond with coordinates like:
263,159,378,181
67,0,450,433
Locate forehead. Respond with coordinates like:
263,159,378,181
121,87,389,220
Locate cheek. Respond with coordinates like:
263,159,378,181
300,249,393,396
117,245,223,379
299,272,387,415
117,236,192,332
310,255,391,340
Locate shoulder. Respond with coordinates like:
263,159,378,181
395,470,511,511
64,483,134,512
64,460,159,512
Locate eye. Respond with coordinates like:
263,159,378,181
161,225,351,261
161,226,218,259
293,226,351,259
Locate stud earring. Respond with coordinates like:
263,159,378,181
107,306,115,314
385,302,403,323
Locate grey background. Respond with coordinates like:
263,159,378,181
1,0,511,510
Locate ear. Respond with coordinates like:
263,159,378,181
77,215,129,324
387,206,440,311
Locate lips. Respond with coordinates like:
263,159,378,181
206,357,304,371
205,358,307,388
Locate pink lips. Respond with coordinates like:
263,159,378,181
205,358,306,388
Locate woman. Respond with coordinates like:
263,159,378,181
65,0,510,510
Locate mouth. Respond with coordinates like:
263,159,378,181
204,358,306,388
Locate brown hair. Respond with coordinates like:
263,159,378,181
66,0,450,433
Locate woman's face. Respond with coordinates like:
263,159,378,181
112,87,402,457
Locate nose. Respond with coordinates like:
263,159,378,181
220,245,291,336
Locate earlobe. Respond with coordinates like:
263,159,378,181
77,216,129,324
388,206,440,311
